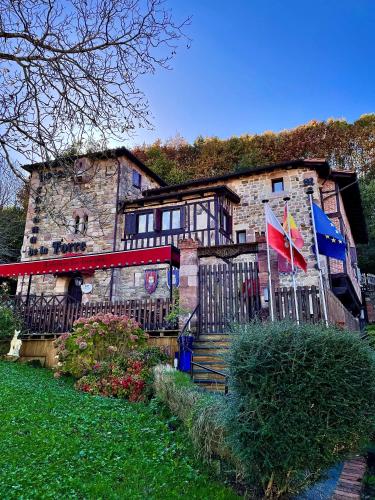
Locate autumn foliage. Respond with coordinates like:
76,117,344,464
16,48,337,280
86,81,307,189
134,115,375,184
134,115,375,272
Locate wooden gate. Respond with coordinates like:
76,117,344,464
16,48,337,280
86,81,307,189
198,262,261,333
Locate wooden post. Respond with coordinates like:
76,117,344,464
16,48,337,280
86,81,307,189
26,274,32,306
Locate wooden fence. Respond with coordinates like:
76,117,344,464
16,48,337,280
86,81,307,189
10,295,173,334
273,286,322,323
198,261,261,333
273,286,360,331
326,289,360,331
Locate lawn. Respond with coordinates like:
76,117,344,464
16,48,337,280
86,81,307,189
0,362,237,499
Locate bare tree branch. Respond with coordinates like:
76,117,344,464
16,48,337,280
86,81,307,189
0,0,190,168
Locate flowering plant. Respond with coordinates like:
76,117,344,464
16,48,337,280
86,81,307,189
54,313,147,378
74,347,169,401
75,359,147,401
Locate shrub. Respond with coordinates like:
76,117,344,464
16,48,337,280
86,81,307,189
0,283,21,339
0,306,20,339
366,324,375,349
226,321,375,498
154,366,234,465
75,347,169,401
54,313,148,378
54,314,169,402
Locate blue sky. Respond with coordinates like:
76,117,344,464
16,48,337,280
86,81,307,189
129,0,375,146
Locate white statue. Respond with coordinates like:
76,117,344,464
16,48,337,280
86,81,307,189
7,329,22,358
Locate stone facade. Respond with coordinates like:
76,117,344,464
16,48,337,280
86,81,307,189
17,154,161,302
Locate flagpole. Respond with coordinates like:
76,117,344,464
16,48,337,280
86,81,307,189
283,197,300,324
306,187,329,327
262,199,274,321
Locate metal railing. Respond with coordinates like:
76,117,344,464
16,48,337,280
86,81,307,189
190,361,229,395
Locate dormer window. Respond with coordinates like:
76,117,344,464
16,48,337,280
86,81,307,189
132,170,142,189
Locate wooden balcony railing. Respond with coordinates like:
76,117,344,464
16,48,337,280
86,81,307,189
7,295,174,335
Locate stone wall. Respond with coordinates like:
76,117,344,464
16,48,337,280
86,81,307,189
17,155,160,301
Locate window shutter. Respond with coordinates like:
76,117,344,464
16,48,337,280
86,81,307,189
125,213,137,235
154,208,162,232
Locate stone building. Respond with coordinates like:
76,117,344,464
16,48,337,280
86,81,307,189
14,150,367,322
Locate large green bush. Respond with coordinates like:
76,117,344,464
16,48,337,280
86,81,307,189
226,321,375,498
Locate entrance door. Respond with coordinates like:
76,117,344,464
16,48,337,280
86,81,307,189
67,276,83,304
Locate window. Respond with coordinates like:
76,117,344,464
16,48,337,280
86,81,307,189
272,178,284,193
236,230,246,244
74,215,80,234
137,212,154,233
132,170,142,189
161,209,182,231
220,209,231,235
82,214,89,235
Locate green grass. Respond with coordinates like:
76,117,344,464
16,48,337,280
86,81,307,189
0,362,238,499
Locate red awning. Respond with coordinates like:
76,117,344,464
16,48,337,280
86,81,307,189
0,245,180,278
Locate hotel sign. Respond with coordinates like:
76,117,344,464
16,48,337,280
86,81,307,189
28,241,87,257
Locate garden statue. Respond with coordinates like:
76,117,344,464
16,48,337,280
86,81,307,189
7,329,22,358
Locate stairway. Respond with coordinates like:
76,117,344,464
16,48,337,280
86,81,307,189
191,334,230,393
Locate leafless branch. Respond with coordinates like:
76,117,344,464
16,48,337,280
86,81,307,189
0,0,190,169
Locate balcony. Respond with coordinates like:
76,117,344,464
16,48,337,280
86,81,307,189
122,188,239,250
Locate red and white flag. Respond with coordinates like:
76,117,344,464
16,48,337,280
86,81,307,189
265,205,307,272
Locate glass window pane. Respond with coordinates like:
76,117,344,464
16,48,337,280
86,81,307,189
147,213,154,232
172,209,181,229
138,214,147,233
272,179,284,192
132,170,141,188
237,231,246,244
162,211,170,230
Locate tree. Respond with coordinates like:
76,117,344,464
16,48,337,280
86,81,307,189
0,159,21,208
0,207,25,264
0,0,189,177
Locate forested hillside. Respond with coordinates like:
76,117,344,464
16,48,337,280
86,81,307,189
133,115,375,272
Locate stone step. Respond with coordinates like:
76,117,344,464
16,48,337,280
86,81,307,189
193,342,229,349
192,355,226,363
193,360,226,367
193,350,227,357
192,370,228,381
198,334,231,342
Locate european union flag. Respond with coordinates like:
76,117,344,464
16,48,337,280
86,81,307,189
312,203,346,261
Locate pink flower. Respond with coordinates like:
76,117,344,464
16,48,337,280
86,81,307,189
78,341,88,350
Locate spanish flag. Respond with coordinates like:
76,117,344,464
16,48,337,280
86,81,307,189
282,204,304,250
266,205,307,272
